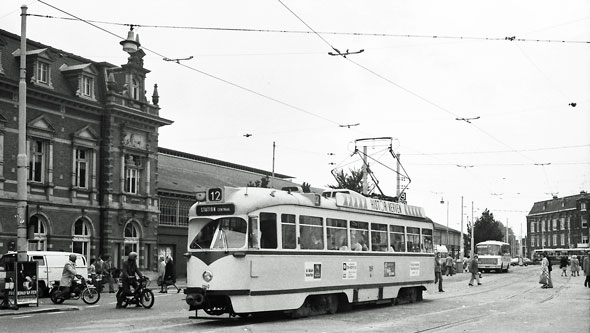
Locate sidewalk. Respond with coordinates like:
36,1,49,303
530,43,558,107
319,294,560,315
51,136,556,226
0,277,187,317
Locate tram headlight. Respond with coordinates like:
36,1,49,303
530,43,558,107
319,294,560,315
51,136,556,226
202,270,213,282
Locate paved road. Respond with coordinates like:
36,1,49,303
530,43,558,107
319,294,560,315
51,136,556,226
1,265,588,332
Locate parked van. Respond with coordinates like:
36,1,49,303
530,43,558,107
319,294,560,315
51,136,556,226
0,251,87,297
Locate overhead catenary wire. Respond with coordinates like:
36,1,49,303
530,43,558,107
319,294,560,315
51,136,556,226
26,12,590,44
35,0,344,127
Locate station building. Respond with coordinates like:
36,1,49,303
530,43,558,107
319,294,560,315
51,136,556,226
526,191,590,254
0,28,303,275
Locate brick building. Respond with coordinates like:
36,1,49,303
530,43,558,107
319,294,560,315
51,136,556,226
526,191,590,254
0,28,172,270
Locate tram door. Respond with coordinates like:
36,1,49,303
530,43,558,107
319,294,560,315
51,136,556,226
259,213,277,249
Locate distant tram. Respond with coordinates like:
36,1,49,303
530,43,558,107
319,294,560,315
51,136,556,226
183,186,436,318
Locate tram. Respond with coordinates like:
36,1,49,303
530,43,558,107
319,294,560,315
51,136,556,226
184,186,435,318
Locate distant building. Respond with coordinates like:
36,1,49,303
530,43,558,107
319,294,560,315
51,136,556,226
432,222,462,258
526,191,590,256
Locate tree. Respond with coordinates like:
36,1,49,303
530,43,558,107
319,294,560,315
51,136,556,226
247,175,270,188
328,167,373,193
301,182,311,193
464,209,505,256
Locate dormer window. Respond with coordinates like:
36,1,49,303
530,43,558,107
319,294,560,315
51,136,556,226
37,62,49,84
60,63,97,101
82,76,94,97
12,48,54,88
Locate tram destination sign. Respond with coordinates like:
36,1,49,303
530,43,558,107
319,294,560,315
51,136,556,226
196,204,235,216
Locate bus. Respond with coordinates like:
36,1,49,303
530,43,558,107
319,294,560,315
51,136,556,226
183,186,435,318
475,240,511,273
532,248,590,264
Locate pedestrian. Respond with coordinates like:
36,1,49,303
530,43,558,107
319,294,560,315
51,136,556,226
463,256,469,273
434,252,444,292
546,254,553,288
164,256,182,293
468,254,481,286
94,255,105,292
88,258,97,285
445,254,454,276
560,255,569,277
158,256,166,293
583,255,590,288
570,255,580,277
102,255,116,293
540,253,552,288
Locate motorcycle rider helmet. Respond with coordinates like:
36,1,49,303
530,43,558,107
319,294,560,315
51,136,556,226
69,254,77,262
128,252,138,260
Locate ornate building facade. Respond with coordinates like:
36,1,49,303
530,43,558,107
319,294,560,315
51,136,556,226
0,28,172,270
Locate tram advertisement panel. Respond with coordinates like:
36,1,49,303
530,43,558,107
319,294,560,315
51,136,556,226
409,261,420,277
342,262,357,279
305,262,322,281
384,262,396,277
10,262,38,306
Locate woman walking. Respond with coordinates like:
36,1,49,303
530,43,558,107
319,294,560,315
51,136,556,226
540,253,553,288
570,255,580,277
559,255,569,277
434,252,444,292
158,256,166,293
164,256,182,293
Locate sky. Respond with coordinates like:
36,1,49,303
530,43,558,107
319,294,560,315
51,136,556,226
1,0,589,237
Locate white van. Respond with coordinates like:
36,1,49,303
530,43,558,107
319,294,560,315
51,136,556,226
0,251,88,297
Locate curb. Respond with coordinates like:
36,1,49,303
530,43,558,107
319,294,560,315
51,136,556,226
0,305,79,317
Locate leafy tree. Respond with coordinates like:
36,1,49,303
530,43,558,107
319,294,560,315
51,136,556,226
464,209,505,256
328,167,373,193
247,175,270,188
301,182,311,193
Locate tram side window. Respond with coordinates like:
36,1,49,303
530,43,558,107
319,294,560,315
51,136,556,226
327,218,348,250
371,223,388,252
281,214,296,249
260,212,277,249
390,225,405,252
350,221,369,251
422,228,433,253
300,215,324,250
407,227,421,252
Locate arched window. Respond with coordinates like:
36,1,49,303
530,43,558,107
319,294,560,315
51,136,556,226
124,222,141,266
72,218,91,258
28,215,48,251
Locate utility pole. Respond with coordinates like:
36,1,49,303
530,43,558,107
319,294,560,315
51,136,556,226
271,141,275,188
460,196,464,259
470,201,474,256
16,5,29,262
361,145,368,195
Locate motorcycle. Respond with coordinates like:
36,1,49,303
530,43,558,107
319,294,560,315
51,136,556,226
49,274,100,305
115,276,155,309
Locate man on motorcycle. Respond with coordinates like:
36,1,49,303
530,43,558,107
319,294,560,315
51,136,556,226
57,254,78,298
116,252,143,308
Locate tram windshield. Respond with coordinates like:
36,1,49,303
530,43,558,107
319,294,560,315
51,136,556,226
190,217,247,249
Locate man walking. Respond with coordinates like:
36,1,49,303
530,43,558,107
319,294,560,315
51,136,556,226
434,252,444,292
468,254,482,286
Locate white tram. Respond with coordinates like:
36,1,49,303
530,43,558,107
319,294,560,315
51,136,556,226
184,186,435,318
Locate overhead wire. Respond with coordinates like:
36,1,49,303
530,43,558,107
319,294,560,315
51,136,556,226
35,0,343,127
26,12,590,44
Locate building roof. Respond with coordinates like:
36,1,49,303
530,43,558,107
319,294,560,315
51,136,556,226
157,148,308,195
1,29,114,101
432,221,462,234
527,192,589,216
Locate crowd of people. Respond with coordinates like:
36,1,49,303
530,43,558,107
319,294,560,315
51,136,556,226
540,253,590,289
433,251,590,292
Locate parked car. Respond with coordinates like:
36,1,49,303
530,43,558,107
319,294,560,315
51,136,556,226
522,258,535,266
0,251,87,297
